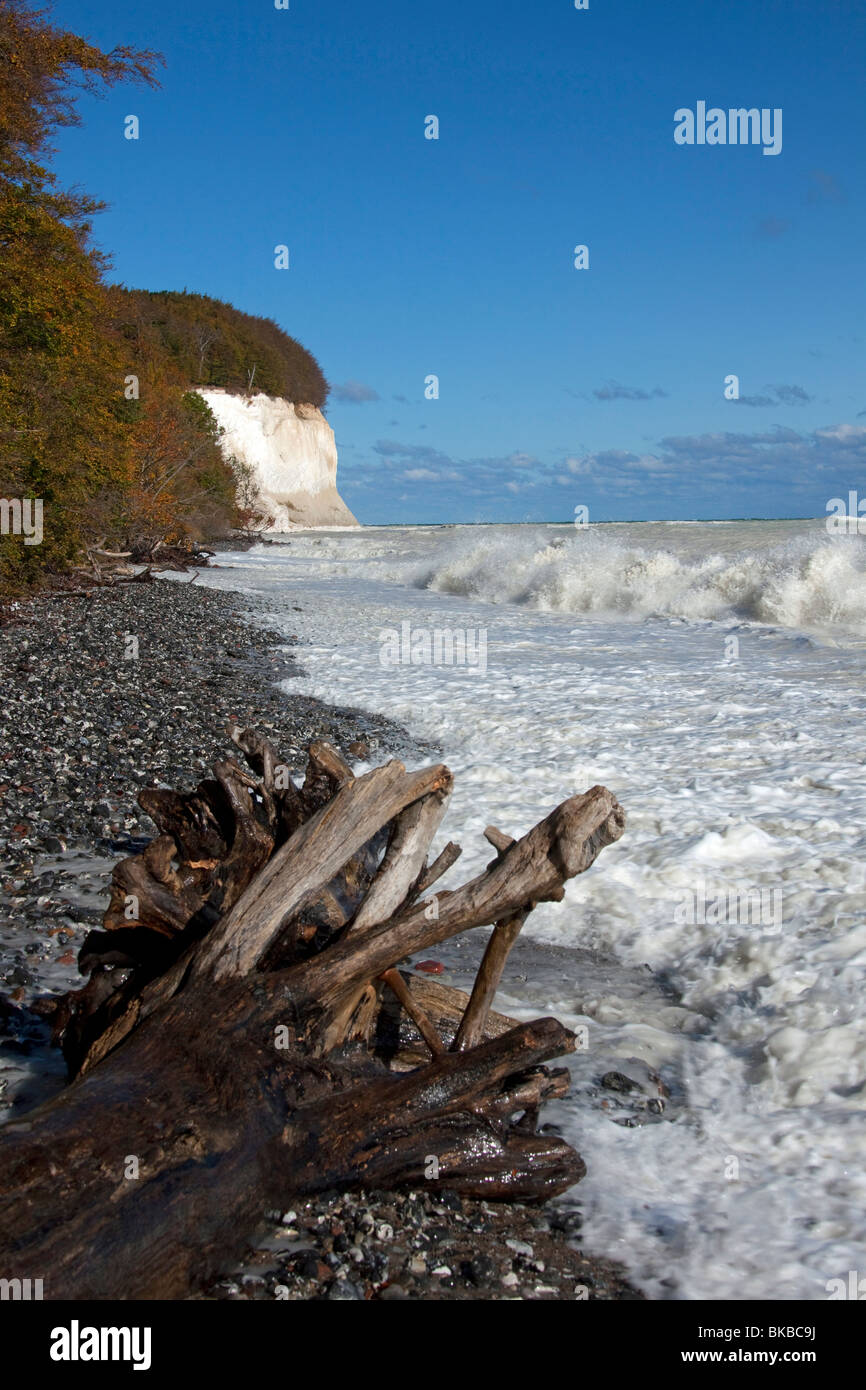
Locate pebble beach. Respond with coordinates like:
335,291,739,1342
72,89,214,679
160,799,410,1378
0,575,639,1301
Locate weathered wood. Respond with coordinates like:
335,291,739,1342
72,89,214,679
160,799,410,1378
380,968,445,1057
0,732,625,1299
287,784,626,1022
484,825,515,854
384,974,517,1070
282,1018,587,1202
193,759,453,983
453,911,528,1052
316,786,452,1051
413,839,462,897
301,738,354,811
227,723,279,790
349,788,450,935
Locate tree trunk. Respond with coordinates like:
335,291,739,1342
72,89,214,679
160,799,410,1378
0,729,625,1300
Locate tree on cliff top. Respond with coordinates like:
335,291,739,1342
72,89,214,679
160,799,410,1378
114,289,330,409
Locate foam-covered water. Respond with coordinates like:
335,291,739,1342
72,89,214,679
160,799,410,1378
421,528,866,637
254,518,866,640
193,520,866,1299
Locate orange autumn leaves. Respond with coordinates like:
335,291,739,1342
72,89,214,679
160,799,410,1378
0,1,161,585
0,3,326,590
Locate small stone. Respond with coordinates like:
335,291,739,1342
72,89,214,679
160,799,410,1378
501,1272,519,1287
506,1239,534,1258
438,1190,461,1212
415,959,444,974
431,1265,452,1277
467,1255,497,1287
548,1208,582,1236
378,1283,409,1300
601,1070,639,1093
365,1251,389,1284
5,965,33,986
328,1279,363,1301
408,1256,427,1276
375,1223,393,1241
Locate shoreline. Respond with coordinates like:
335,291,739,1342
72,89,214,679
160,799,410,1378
0,575,642,1301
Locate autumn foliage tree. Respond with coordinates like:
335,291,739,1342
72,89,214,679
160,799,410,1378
0,2,328,591
0,0,162,585
91,360,240,553
115,289,329,410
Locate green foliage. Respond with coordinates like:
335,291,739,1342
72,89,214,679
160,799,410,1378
114,289,329,408
0,0,160,589
0,2,329,592
0,180,132,584
0,0,162,210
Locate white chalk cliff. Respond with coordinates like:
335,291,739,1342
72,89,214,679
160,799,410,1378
197,389,358,530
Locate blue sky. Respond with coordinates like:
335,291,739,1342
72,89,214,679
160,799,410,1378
56,0,866,523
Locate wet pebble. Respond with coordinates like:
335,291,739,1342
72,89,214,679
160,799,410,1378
204,1186,641,1303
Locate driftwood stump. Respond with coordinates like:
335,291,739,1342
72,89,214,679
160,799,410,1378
0,730,625,1299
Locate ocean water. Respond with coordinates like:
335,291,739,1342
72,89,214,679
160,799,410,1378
193,519,866,1300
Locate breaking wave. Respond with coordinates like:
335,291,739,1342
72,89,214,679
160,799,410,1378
414,530,866,637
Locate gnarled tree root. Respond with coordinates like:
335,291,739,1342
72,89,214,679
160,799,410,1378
0,729,624,1299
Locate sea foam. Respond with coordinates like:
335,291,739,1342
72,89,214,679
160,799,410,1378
414,528,866,638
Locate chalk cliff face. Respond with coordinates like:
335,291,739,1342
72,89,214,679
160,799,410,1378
197,389,358,530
